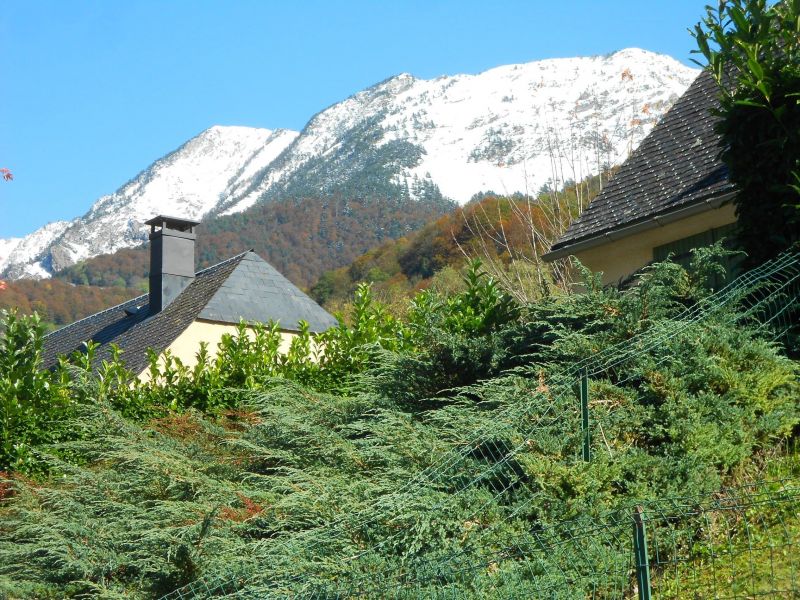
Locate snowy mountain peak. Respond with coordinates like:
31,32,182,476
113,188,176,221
1,49,699,280
0,220,75,279
221,48,698,213
0,125,300,278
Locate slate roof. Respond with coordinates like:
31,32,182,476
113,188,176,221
42,251,337,373
199,252,338,333
547,68,735,256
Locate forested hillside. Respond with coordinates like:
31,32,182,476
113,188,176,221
312,172,608,310
0,279,138,330
18,193,456,329
55,194,455,292
6,172,606,328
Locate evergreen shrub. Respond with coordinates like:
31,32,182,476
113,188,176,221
0,249,797,597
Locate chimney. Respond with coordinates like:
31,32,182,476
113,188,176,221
145,215,200,313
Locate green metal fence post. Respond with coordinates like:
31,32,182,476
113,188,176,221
633,505,652,600
579,368,591,462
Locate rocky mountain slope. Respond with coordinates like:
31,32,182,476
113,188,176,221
219,48,697,215
1,127,298,278
1,48,698,279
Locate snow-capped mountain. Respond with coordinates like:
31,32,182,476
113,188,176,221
0,126,299,278
1,48,698,279
0,221,73,278
219,48,697,215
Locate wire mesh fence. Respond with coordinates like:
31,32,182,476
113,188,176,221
286,480,800,599
159,250,800,599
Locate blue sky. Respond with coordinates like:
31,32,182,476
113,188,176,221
1,1,709,238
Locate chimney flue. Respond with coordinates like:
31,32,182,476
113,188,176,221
145,215,200,314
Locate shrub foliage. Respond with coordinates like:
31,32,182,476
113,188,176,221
692,0,800,263
0,250,798,598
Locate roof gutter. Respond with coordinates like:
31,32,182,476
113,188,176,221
542,191,736,261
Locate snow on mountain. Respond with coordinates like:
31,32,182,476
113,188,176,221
220,48,698,213
1,48,699,279
0,220,74,278
0,126,299,279
0,238,22,267
217,129,301,214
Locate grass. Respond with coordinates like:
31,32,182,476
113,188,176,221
653,453,800,599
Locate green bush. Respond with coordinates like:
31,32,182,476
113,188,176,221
0,310,73,472
0,251,798,597
692,0,800,263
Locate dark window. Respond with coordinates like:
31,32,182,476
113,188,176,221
653,222,740,287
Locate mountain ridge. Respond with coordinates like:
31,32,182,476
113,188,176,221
1,48,699,280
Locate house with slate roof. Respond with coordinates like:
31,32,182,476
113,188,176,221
42,216,337,377
543,68,738,284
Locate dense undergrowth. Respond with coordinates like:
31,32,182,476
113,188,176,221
0,249,798,598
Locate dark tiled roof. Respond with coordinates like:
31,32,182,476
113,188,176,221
42,294,149,369
42,250,337,374
43,253,246,373
199,252,338,333
549,68,735,255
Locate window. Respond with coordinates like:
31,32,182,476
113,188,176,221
653,223,740,287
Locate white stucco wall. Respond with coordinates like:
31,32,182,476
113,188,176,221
571,203,737,285
137,319,299,380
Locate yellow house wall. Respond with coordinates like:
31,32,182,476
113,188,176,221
572,203,737,285
137,320,298,380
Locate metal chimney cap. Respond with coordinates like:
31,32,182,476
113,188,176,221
144,215,201,232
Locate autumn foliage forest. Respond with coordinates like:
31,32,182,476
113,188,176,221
0,279,135,330
312,172,608,311
0,172,606,328
0,193,454,327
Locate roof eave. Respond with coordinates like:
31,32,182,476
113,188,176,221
542,191,736,262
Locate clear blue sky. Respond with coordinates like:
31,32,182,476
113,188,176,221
1,1,710,238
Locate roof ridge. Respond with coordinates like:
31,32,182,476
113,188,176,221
194,250,250,277
45,251,251,340
197,251,337,333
